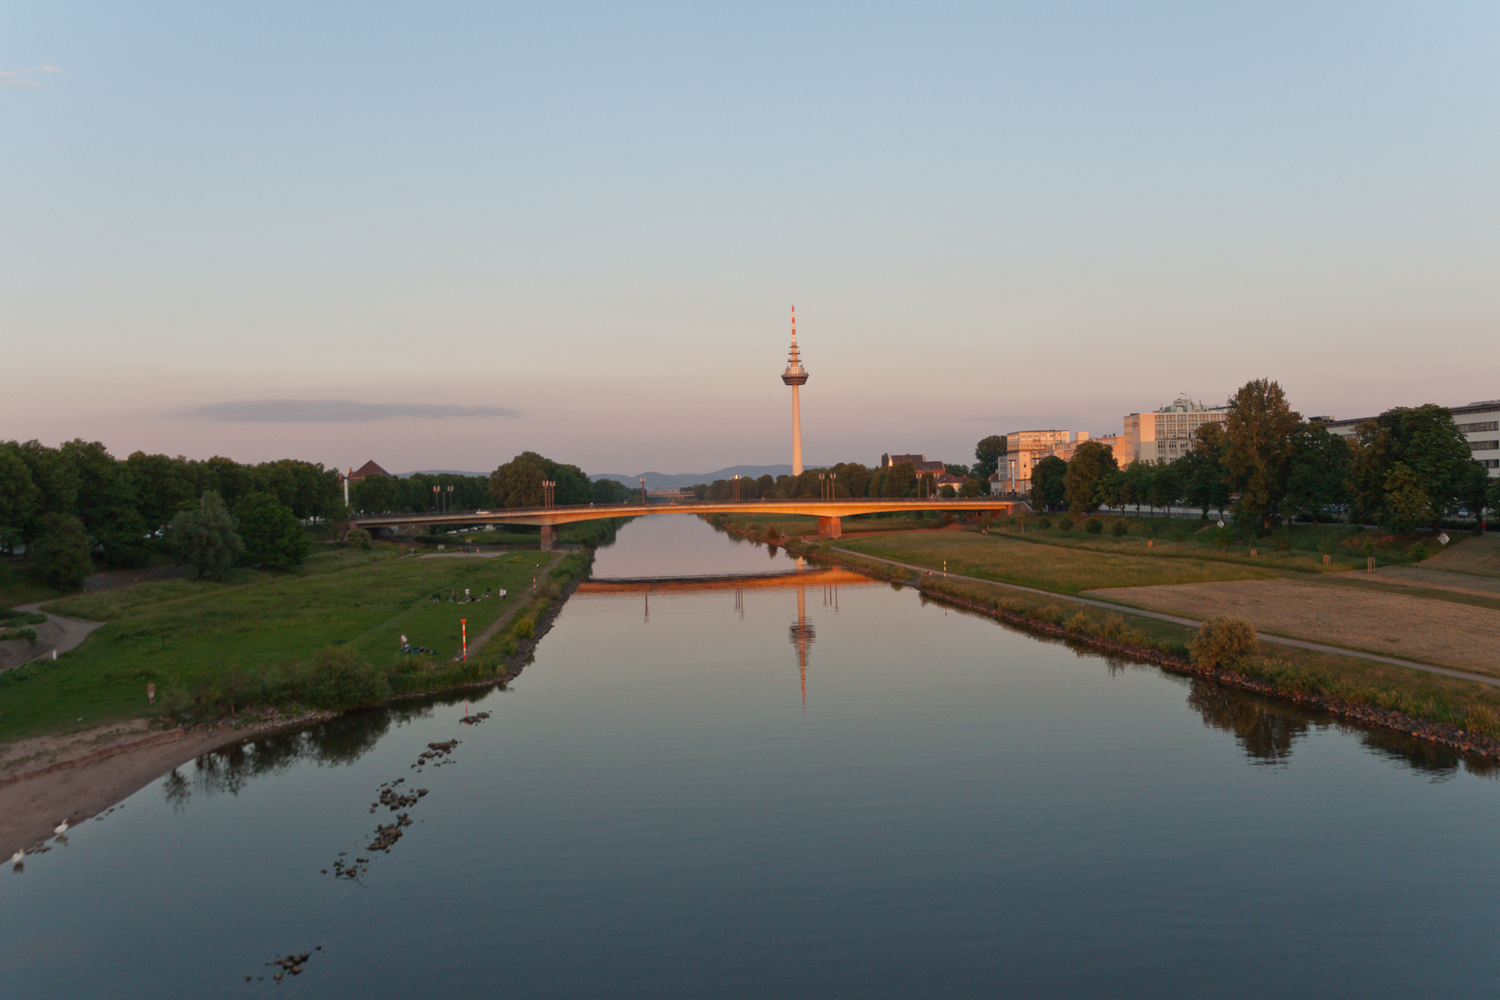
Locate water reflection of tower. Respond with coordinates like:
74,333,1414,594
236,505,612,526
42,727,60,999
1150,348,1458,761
781,306,809,476
789,580,816,709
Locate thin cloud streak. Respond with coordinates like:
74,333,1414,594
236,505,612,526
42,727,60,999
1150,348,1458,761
1,71,43,88
175,399,521,423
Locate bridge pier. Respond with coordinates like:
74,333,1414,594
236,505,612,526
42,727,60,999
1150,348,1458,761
539,525,557,551
816,515,842,539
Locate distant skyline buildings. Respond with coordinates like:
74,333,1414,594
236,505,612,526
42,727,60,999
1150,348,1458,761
3,4,1496,475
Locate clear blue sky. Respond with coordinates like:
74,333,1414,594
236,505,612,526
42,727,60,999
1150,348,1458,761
4,2,1496,476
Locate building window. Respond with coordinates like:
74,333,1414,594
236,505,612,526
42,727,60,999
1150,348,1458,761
1458,421,1500,433
1472,441,1499,451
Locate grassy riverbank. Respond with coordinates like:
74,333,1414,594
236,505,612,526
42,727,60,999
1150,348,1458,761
0,544,589,743
811,527,1500,738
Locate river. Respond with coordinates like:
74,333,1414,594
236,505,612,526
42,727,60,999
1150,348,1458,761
3,515,1498,997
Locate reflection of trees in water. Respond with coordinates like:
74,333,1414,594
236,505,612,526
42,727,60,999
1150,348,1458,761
164,690,505,810
1186,679,1321,766
1345,725,1498,780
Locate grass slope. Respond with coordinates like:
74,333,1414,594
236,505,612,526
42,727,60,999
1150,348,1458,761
0,547,553,742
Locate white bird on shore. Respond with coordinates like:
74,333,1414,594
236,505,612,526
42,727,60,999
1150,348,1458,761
53,821,68,835
10,850,22,864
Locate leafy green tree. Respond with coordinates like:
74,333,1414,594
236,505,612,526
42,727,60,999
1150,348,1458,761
958,478,983,498
974,435,1007,482
60,439,148,567
234,492,311,569
15,440,80,543
837,463,871,499
1222,379,1301,533
33,513,93,590
488,452,591,507
351,473,403,511
1146,460,1181,511
0,442,41,550
125,452,201,529
165,491,244,580
1030,456,1068,510
756,474,775,497
1348,404,1480,528
1064,441,1118,514
1381,463,1430,533
1284,424,1352,524
592,477,631,504
938,484,957,498
944,463,971,478
1460,464,1490,529
884,461,916,498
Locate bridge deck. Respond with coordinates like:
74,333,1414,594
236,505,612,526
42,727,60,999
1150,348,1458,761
350,497,1022,529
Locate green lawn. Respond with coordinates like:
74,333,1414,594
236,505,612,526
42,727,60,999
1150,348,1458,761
0,546,554,742
837,531,1278,593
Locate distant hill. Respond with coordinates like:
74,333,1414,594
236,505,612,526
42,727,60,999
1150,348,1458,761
591,465,796,491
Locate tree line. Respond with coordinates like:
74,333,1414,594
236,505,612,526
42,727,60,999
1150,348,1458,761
1030,379,1497,532
0,440,343,578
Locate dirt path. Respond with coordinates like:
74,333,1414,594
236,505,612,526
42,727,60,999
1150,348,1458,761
0,601,106,671
465,552,564,656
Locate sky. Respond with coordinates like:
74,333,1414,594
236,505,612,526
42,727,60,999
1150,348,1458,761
4,2,1497,477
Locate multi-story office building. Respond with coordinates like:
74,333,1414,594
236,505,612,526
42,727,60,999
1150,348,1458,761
1119,398,1230,468
995,430,1088,495
1321,400,1500,477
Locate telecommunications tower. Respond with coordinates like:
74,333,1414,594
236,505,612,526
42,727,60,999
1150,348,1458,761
781,306,809,475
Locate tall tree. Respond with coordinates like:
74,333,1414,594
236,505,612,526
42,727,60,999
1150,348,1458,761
1064,441,1118,514
165,491,244,580
234,492,311,569
1222,379,1301,533
0,443,41,551
33,513,93,590
1284,424,1352,524
884,460,916,498
974,435,1007,482
1030,456,1068,510
1348,404,1479,528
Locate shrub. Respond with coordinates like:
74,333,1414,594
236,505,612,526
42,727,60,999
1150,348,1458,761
1063,611,1095,634
1058,516,1073,531
1190,616,1258,670
307,645,390,709
1464,705,1500,739
512,618,535,639
346,527,372,550
1036,516,1052,530
1110,519,1129,537
1085,518,1104,535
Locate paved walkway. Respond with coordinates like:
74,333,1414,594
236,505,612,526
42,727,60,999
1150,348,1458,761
832,548,1500,689
14,602,106,666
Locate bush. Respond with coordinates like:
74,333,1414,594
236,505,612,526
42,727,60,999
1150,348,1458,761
306,645,390,708
1058,516,1073,531
512,618,535,639
1036,516,1052,530
1110,520,1129,537
1063,611,1095,634
1085,518,1103,535
1190,616,1258,670
346,527,372,550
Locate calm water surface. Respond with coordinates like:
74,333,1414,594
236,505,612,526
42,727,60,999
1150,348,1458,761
3,515,1498,998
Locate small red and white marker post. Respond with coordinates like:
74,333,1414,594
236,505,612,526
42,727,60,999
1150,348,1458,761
461,618,468,661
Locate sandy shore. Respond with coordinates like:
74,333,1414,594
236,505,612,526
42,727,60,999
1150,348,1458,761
0,715,328,859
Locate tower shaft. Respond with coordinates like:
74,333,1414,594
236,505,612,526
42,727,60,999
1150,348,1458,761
791,385,803,475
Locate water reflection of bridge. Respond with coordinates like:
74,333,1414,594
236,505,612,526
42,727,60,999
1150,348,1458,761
577,565,879,707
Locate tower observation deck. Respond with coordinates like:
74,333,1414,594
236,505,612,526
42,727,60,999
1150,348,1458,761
782,306,808,474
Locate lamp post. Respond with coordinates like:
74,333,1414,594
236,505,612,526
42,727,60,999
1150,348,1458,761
446,484,454,511
640,478,647,506
432,484,439,511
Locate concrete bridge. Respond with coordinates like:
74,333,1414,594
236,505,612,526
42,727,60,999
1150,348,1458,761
350,498,1025,549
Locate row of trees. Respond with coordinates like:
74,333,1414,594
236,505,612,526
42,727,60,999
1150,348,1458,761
0,440,342,568
1034,379,1497,532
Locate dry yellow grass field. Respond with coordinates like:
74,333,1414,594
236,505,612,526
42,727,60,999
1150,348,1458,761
1088,578,1500,676
1422,534,1500,577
